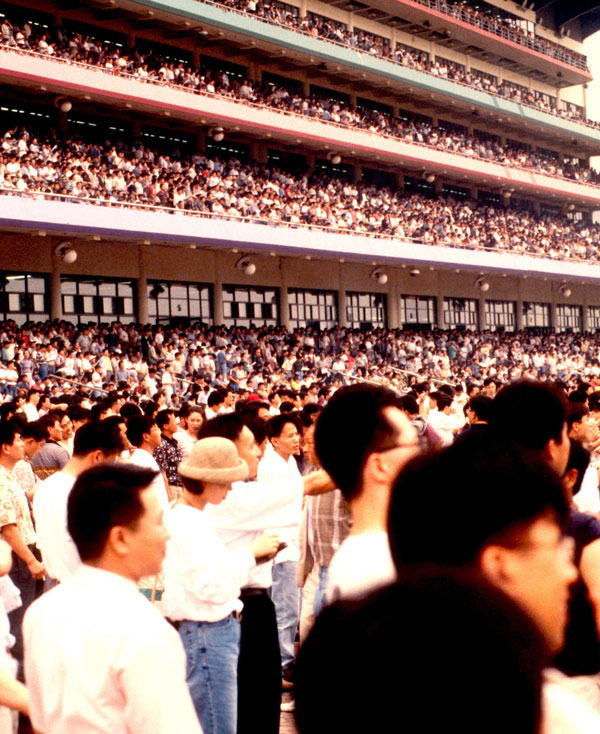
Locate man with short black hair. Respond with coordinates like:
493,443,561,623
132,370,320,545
153,409,183,501
0,421,44,663
315,384,420,602
31,412,69,480
126,415,169,508
24,464,202,734
33,421,124,584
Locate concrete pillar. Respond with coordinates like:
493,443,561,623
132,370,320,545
551,301,558,333
213,256,224,326
49,251,62,321
347,12,354,31
192,48,200,67
196,129,206,153
57,109,68,137
137,246,148,325
354,164,363,183
478,297,486,331
131,119,141,139
582,304,589,333
279,258,289,330
300,0,307,17
337,264,348,328
515,300,524,331
387,278,399,329
436,295,446,330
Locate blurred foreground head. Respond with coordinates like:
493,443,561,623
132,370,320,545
296,572,545,734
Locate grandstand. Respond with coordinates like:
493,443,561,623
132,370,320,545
1,0,600,332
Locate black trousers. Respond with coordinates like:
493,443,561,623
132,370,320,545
238,589,281,734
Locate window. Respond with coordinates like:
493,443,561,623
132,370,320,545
485,300,515,332
404,176,435,195
470,68,498,86
522,302,550,330
443,297,479,330
309,85,351,106
200,56,247,81
587,306,600,333
356,97,394,116
396,42,429,62
267,149,307,173
438,119,468,136
314,158,353,179
223,286,278,327
361,168,396,189
148,281,212,325
401,295,436,329
262,72,303,95
346,292,387,329
288,289,337,329
556,304,582,333
442,184,470,200
0,273,48,325
62,277,135,325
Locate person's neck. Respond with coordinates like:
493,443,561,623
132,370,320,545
349,481,390,536
139,442,154,454
275,447,291,463
0,458,17,473
186,429,198,439
179,489,207,511
162,430,174,440
85,558,138,584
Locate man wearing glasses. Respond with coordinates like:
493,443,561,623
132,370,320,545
314,384,422,602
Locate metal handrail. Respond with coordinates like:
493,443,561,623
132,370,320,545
1,48,598,190
1,8,597,134
1,186,598,267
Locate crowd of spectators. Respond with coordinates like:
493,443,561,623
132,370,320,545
3,11,597,185
1,123,599,263
2,321,600,402
0,4,596,135
410,0,588,71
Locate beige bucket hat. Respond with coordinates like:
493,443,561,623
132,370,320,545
178,437,248,484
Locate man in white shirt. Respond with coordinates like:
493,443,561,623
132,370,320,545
257,415,304,683
200,413,334,734
24,463,202,734
126,415,169,509
314,385,421,602
33,421,124,585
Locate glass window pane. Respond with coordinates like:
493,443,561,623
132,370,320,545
5,276,25,293
79,282,96,296
28,277,45,293
99,283,116,296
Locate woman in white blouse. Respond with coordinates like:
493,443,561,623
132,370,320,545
162,438,279,734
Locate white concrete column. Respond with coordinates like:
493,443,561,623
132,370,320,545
213,256,224,325
49,250,62,321
279,258,289,330
137,246,148,325
478,297,486,330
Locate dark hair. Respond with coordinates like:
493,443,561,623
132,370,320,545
68,404,92,424
489,381,567,451
67,463,156,561
314,384,403,501
198,413,244,443
567,403,589,431
155,409,175,431
0,421,20,450
267,413,300,440
244,417,268,446
388,433,568,570
207,390,226,409
120,402,142,419
399,395,418,417
468,395,492,423
565,440,590,498
142,400,159,418
126,415,157,448
20,420,48,442
73,421,124,457
295,572,545,734
431,391,452,411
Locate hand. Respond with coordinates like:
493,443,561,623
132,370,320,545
249,532,280,560
27,558,45,580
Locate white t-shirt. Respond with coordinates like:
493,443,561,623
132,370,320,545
326,531,396,603
127,449,169,509
24,565,201,734
32,472,79,582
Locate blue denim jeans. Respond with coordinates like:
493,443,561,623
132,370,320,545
179,615,241,734
313,566,329,618
270,560,300,671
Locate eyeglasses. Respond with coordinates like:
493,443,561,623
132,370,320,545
378,436,428,454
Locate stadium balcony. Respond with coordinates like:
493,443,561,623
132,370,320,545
119,0,591,83
2,48,599,209
17,0,595,145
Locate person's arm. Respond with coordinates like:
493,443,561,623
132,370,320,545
0,525,44,579
303,469,336,496
0,669,28,715
580,538,600,636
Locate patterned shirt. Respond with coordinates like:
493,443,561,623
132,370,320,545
153,436,183,487
0,465,36,545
